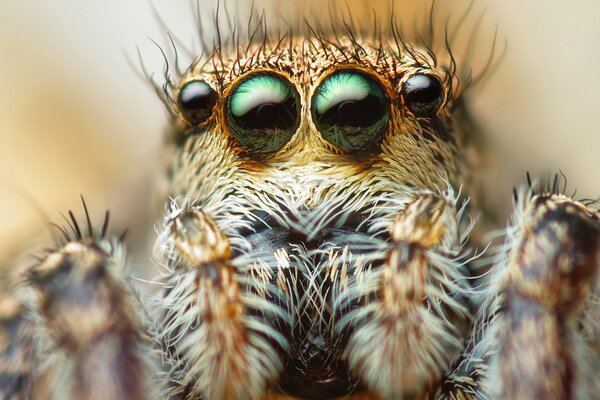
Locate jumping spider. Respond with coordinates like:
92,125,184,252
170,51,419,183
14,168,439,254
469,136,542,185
1,4,599,400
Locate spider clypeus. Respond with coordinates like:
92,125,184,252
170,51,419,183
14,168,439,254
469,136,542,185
1,2,600,400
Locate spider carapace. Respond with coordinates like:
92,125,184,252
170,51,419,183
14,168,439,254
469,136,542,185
1,9,600,400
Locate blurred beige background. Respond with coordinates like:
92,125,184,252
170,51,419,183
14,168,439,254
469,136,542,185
0,0,598,262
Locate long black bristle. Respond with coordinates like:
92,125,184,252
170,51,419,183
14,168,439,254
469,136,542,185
101,211,111,239
81,195,93,238
68,210,82,240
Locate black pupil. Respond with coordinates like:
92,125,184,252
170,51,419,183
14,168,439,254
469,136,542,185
234,99,297,130
404,74,443,115
319,96,385,128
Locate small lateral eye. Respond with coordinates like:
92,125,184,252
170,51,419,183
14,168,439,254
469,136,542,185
312,70,390,152
402,74,444,117
177,80,218,124
227,73,300,153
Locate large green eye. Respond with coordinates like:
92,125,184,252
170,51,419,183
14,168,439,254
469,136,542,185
313,70,389,152
227,74,299,153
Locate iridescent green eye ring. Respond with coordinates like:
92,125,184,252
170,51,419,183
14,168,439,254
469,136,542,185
312,70,390,152
227,73,300,154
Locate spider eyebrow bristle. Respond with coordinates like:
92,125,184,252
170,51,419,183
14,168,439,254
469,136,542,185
448,0,475,44
427,0,437,48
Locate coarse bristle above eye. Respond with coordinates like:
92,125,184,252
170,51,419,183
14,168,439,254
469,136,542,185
136,0,504,117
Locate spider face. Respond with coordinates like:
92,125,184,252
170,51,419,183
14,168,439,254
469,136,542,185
160,37,472,398
3,5,600,400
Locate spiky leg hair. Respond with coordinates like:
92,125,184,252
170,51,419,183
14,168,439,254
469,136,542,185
154,204,288,400
0,276,35,399
331,189,477,399
440,187,600,400
0,209,157,400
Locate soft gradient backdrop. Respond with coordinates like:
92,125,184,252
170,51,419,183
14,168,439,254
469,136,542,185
1,0,598,262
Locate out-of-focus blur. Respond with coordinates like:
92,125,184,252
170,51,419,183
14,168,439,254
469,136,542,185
0,0,598,262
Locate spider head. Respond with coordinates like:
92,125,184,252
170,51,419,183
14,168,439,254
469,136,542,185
163,36,472,399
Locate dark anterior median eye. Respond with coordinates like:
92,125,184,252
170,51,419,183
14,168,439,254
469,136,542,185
177,80,218,124
402,74,444,117
313,70,389,152
227,73,300,153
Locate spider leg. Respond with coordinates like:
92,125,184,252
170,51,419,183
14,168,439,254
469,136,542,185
490,194,600,399
333,189,477,399
154,206,287,400
442,192,600,399
1,234,158,400
0,277,35,399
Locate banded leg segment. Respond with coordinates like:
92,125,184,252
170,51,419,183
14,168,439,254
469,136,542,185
492,195,600,399
156,207,287,400
0,291,35,399
27,239,155,400
443,194,600,400
334,191,475,399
